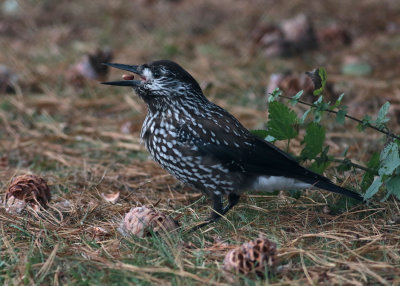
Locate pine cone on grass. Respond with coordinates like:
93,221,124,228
120,206,179,238
5,174,51,210
223,237,277,278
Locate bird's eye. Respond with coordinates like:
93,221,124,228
152,70,161,78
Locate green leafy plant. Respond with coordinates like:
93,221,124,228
267,101,298,141
262,69,400,200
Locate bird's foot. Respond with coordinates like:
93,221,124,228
188,216,220,232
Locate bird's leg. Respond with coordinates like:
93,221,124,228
189,193,223,232
210,193,224,220
189,193,241,232
222,193,240,215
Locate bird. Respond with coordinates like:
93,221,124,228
102,60,363,229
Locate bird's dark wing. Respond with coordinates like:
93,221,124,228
176,107,321,182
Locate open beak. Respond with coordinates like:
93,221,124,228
101,63,142,86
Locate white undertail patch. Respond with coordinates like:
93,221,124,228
251,176,313,192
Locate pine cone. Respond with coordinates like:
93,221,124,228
223,237,277,278
317,25,352,47
252,14,317,57
6,174,51,208
67,48,113,87
120,206,179,238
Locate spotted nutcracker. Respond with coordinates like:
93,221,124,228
102,60,363,229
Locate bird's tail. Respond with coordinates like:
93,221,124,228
314,180,364,201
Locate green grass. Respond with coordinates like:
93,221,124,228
1,189,399,284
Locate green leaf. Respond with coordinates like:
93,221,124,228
361,152,380,190
375,101,390,127
310,146,331,174
313,111,323,123
386,175,400,200
379,141,400,176
367,152,381,169
251,129,269,140
337,158,352,172
364,176,383,199
300,109,312,124
336,106,347,125
314,95,323,105
318,68,327,88
310,160,330,174
314,68,327,96
332,93,345,109
293,90,303,100
312,96,330,123
267,101,298,140
300,122,325,160
290,90,303,106
313,96,330,111
357,114,372,131
268,88,282,103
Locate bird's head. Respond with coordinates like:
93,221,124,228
102,60,204,108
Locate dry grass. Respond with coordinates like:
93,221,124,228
1,0,400,285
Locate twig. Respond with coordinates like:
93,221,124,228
331,158,378,174
279,95,400,141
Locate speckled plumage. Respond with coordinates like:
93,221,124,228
103,60,363,228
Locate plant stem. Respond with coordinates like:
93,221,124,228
331,158,377,174
279,95,400,141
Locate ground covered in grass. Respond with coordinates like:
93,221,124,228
1,0,400,285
